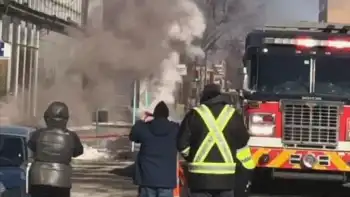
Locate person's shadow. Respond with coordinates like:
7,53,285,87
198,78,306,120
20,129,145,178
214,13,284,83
109,163,135,178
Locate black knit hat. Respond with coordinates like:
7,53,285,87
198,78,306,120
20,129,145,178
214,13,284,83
200,84,221,103
153,101,169,118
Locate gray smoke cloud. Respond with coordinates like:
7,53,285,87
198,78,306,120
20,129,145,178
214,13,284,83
195,0,265,88
0,0,206,126
0,0,322,126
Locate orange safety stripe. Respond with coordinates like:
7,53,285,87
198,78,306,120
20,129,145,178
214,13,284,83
267,149,296,168
250,148,349,171
327,152,350,171
251,148,269,164
174,160,181,197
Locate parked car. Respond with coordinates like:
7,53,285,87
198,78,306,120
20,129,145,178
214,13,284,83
0,125,34,197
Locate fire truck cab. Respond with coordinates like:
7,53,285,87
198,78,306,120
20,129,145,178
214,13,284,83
241,22,350,183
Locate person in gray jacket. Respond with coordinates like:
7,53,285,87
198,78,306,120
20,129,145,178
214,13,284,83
28,101,84,197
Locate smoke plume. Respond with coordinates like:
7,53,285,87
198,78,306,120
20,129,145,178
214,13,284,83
0,0,206,126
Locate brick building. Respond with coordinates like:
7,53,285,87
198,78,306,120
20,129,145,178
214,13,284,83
319,0,350,23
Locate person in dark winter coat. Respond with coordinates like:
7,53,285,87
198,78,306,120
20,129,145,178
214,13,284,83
177,84,254,197
28,101,84,197
130,101,179,197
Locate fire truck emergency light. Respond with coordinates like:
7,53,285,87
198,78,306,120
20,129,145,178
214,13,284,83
248,113,275,137
264,37,350,49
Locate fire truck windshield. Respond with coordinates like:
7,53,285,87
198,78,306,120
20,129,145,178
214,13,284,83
315,55,350,97
252,46,310,94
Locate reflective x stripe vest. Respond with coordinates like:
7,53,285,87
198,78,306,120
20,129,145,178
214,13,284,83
188,104,236,175
236,145,255,170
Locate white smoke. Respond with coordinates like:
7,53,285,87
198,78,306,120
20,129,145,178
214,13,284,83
140,0,206,113
0,0,206,125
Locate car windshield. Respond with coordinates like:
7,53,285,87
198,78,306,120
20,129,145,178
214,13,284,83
253,46,310,94
0,133,25,167
315,54,350,97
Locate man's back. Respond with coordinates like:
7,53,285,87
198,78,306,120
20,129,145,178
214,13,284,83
177,84,251,192
29,127,83,188
29,128,83,163
28,101,84,197
130,101,179,189
186,100,239,159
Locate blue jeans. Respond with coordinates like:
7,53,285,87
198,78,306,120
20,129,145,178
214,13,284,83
139,187,173,197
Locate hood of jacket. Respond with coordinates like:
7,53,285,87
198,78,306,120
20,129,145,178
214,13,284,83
148,101,175,136
149,118,177,136
200,84,222,103
200,85,231,106
44,101,69,129
153,101,169,118
201,95,228,106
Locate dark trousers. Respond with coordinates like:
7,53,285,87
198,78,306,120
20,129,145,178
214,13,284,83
190,190,234,197
139,187,173,197
30,185,70,197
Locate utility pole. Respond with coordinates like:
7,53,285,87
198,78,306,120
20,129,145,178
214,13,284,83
224,61,229,92
81,0,89,28
203,51,208,87
195,59,201,105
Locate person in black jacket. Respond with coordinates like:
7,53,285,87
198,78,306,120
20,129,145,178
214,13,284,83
177,84,255,197
28,101,84,197
130,101,179,197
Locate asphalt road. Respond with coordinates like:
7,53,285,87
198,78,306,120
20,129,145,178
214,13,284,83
70,159,350,197
71,160,137,197
70,160,306,197
71,135,350,197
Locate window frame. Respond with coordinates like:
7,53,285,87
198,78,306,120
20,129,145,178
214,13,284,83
0,134,27,166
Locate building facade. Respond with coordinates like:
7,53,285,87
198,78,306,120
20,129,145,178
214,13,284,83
0,0,87,119
319,0,350,23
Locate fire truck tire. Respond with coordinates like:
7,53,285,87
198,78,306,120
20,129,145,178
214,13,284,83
250,168,273,194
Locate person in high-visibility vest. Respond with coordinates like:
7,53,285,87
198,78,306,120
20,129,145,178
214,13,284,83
177,84,255,197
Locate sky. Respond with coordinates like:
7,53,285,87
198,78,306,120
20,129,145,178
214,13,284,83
265,0,319,23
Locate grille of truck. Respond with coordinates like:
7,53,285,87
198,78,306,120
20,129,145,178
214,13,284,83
281,100,342,149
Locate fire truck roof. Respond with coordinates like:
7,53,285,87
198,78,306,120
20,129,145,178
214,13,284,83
259,21,350,33
246,22,350,48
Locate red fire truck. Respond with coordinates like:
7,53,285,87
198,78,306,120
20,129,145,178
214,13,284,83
241,22,350,184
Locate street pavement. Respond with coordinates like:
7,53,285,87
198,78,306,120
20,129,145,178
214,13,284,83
70,159,350,197
71,131,350,197
71,160,137,197
70,160,304,197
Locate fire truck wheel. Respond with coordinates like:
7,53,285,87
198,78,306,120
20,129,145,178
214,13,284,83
250,168,273,194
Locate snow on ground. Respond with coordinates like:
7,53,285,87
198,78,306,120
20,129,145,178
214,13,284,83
74,144,111,160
